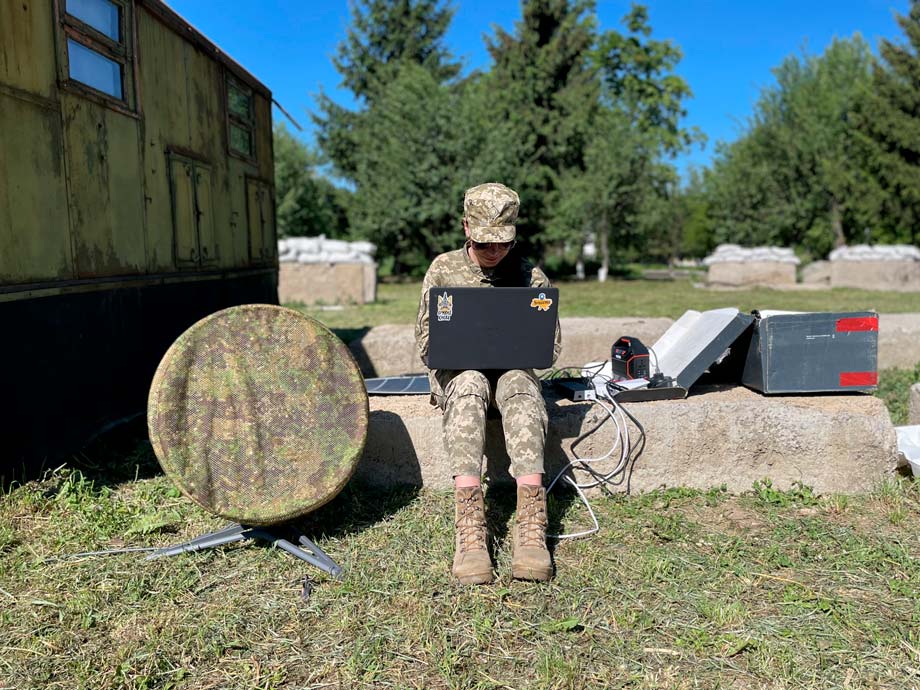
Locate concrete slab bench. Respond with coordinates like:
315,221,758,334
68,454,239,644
355,385,899,495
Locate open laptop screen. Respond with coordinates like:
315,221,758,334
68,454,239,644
427,287,558,370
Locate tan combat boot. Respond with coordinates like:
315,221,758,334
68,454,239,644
511,484,552,581
452,486,493,585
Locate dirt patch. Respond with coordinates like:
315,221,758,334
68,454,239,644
689,501,769,535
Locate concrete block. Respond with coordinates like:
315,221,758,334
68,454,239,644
707,262,797,287
279,262,377,305
910,383,920,425
830,260,920,292
356,385,898,495
350,324,424,377
801,260,831,285
878,314,920,370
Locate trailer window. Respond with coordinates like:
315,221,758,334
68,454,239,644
61,0,134,108
67,39,122,99
227,77,255,160
67,0,120,41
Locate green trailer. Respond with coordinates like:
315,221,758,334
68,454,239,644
1,0,279,484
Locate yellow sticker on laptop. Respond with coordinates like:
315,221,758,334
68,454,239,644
530,292,553,312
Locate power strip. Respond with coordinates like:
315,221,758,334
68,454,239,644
553,379,597,401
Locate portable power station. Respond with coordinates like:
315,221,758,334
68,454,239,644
611,336,650,380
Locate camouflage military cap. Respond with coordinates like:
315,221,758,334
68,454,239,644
148,304,368,526
464,182,519,243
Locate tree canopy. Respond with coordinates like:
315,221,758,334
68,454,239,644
853,0,920,245
281,1,920,277
273,124,348,239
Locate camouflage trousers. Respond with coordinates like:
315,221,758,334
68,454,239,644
433,369,548,478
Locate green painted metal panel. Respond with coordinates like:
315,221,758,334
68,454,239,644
0,1,57,99
61,93,146,277
0,96,73,283
169,156,197,266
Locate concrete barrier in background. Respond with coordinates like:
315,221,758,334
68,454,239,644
704,245,800,287
355,385,899,494
348,314,920,376
829,245,920,292
278,237,377,305
707,262,798,287
280,262,376,305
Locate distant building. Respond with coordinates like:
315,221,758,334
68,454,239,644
1,0,278,484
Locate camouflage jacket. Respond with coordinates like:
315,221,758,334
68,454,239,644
415,242,562,384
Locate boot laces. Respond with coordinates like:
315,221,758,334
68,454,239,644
456,495,487,552
518,489,547,548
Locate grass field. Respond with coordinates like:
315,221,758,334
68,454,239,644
2,278,919,689
294,278,920,334
2,464,919,689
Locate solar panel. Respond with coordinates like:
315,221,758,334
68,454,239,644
365,375,430,395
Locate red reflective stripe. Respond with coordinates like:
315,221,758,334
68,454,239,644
839,371,878,386
836,317,878,332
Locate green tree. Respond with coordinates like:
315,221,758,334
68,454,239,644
553,3,699,279
676,168,715,259
314,0,461,180
273,124,348,238
853,0,920,245
705,37,878,257
474,0,598,261
595,4,698,156
345,63,475,275
312,0,470,275
704,131,793,248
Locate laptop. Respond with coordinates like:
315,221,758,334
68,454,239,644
427,287,559,370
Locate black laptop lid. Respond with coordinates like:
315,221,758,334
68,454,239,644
427,287,559,370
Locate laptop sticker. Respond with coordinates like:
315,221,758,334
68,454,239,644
437,292,453,321
530,292,553,312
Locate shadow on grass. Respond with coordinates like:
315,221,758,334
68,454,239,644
67,414,420,544
68,414,162,488
293,481,420,543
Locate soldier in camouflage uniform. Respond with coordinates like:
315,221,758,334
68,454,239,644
415,182,562,584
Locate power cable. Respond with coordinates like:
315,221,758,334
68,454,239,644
547,374,647,540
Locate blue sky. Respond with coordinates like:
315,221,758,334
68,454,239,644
164,0,910,174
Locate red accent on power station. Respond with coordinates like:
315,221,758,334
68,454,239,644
839,371,878,386
836,317,878,332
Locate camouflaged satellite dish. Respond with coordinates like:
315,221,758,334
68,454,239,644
148,305,368,526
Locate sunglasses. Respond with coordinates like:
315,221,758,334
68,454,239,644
471,240,515,251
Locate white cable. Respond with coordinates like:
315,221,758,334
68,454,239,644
548,395,639,539
648,345,660,376
553,476,599,539
576,399,634,489
547,397,620,493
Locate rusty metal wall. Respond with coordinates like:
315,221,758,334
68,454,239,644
1,1,276,290
62,93,148,277
0,2,57,98
0,1,73,284
0,96,73,283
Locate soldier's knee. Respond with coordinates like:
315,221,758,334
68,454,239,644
446,370,491,404
495,369,541,404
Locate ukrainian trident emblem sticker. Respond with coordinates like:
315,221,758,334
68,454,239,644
437,292,453,321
